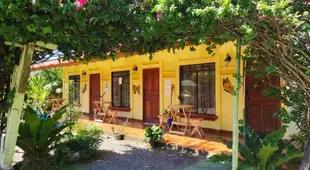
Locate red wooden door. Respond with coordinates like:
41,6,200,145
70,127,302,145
245,73,281,134
143,68,160,123
89,74,101,120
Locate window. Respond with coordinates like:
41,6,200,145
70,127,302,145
180,63,215,115
69,75,80,104
112,71,130,108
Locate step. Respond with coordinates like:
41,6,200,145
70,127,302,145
169,130,185,135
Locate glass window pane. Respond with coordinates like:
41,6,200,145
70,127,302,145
180,63,215,115
112,71,130,107
197,71,215,114
180,71,197,113
69,75,80,104
122,75,130,107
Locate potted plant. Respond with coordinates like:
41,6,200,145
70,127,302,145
111,126,125,140
111,118,129,140
144,125,164,148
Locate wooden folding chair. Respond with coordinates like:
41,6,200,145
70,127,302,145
158,115,170,129
93,101,112,122
191,118,205,138
108,110,119,124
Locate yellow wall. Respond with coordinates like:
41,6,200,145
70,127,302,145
62,42,245,131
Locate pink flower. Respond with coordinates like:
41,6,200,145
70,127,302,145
75,0,87,11
156,12,162,21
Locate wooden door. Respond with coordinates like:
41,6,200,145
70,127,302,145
245,73,281,134
143,68,160,123
89,74,100,120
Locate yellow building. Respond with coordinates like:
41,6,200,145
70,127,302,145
33,42,284,134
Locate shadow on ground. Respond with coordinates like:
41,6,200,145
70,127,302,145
68,135,232,170
70,137,207,170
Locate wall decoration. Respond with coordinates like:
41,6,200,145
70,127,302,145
82,84,87,93
104,82,109,93
224,53,232,67
133,85,140,95
164,80,171,96
223,77,234,95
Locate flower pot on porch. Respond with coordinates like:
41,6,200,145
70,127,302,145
113,133,124,140
147,141,164,149
167,118,173,127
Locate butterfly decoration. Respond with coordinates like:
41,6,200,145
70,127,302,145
133,85,140,95
223,78,234,95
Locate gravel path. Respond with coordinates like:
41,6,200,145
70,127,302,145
13,135,230,170
72,135,206,170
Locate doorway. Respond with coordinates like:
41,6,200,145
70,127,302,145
245,73,281,135
143,68,160,123
89,73,100,120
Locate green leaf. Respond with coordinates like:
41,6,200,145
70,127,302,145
239,160,258,170
256,144,279,169
263,126,287,146
239,144,259,167
239,120,261,154
264,66,276,73
43,27,52,35
306,69,310,76
207,153,231,163
26,24,37,32
274,145,304,167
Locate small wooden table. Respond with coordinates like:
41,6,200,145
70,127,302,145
93,101,118,124
50,98,65,112
168,105,193,136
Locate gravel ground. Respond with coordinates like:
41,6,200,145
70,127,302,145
13,135,230,170
71,135,207,170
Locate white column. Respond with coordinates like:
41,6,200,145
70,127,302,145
0,44,34,168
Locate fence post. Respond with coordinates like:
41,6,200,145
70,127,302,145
232,40,242,170
0,44,34,169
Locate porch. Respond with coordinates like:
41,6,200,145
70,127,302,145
79,116,232,155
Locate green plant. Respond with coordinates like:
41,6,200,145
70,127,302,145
208,120,304,170
65,125,103,160
290,131,308,149
26,68,63,112
144,125,164,143
63,103,81,133
16,105,71,169
163,109,172,117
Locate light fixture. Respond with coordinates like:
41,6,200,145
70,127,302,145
224,54,232,67
82,70,87,75
132,65,138,72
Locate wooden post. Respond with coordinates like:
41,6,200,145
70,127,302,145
0,44,34,168
232,40,241,170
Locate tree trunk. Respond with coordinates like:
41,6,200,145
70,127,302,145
300,134,310,170
299,102,310,170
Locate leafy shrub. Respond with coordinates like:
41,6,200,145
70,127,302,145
208,120,304,170
144,125,163,143
65,125,103,160
17,105,70,170
26,68,63,112
63,103,81,132
290,131,308,149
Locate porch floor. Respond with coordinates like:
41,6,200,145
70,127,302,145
80,118,232,155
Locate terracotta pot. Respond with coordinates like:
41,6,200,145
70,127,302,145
114,133,124,140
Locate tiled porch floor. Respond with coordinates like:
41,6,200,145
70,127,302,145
79,118,231,155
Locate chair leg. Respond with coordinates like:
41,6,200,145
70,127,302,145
93,109,97,119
